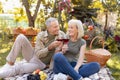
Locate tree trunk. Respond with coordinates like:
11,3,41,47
104,10,108,40
104,10,108,31
22,0,41,27
28,17,34,27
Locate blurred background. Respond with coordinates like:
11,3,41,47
0,0,120,79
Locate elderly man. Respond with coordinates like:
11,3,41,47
0,17,66,78
35,17,66,65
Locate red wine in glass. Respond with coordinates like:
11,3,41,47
63,39,69,44
57,39,69,44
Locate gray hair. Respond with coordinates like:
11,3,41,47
45,17,58,27
68,19,84,39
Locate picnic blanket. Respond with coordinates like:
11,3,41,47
4,67,115,80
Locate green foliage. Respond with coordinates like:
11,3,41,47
107,53,120,80
116,14,120,30
0,0,120,79
0,2,3,13
0,41,12,66
0,17,14,41
105,37,120,52
106,16,120,52
13,8,27,23
72,0,92,7
70,0,99,23
36,9,46,30
90,0,104,13
101,0,119,12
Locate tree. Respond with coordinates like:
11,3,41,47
22,0,41,27
70,0,98,23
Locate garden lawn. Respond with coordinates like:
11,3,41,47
107,52,120,80
0,40,22,66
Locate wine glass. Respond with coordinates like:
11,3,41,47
62,39,69,44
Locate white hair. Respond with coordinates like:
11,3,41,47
45,17,58,27
68,19,84,39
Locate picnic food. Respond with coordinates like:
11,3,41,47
39,71,47,80
32,69,47,80
33,69,41,74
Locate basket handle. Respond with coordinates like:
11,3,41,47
89,36,104,50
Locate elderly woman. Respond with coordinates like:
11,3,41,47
53,19,100,80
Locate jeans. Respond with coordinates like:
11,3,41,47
53,53,100,80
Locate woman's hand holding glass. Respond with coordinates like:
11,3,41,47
61,44,68,54
55,38,69,53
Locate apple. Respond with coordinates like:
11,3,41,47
88,25,94,30
83,35,89,40
34,69,40,74
22,29,26,34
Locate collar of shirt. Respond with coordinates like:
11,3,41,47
44,30,61,40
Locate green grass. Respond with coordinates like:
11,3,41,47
0,38,120,80
0,41,12,66
107,53,120,80
0,39,22,66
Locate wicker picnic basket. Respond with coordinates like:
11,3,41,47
13,27,24,34
85,36,111,67
25,27,38,35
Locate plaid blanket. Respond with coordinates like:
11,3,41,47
4,67,115,80
45,67,115,80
